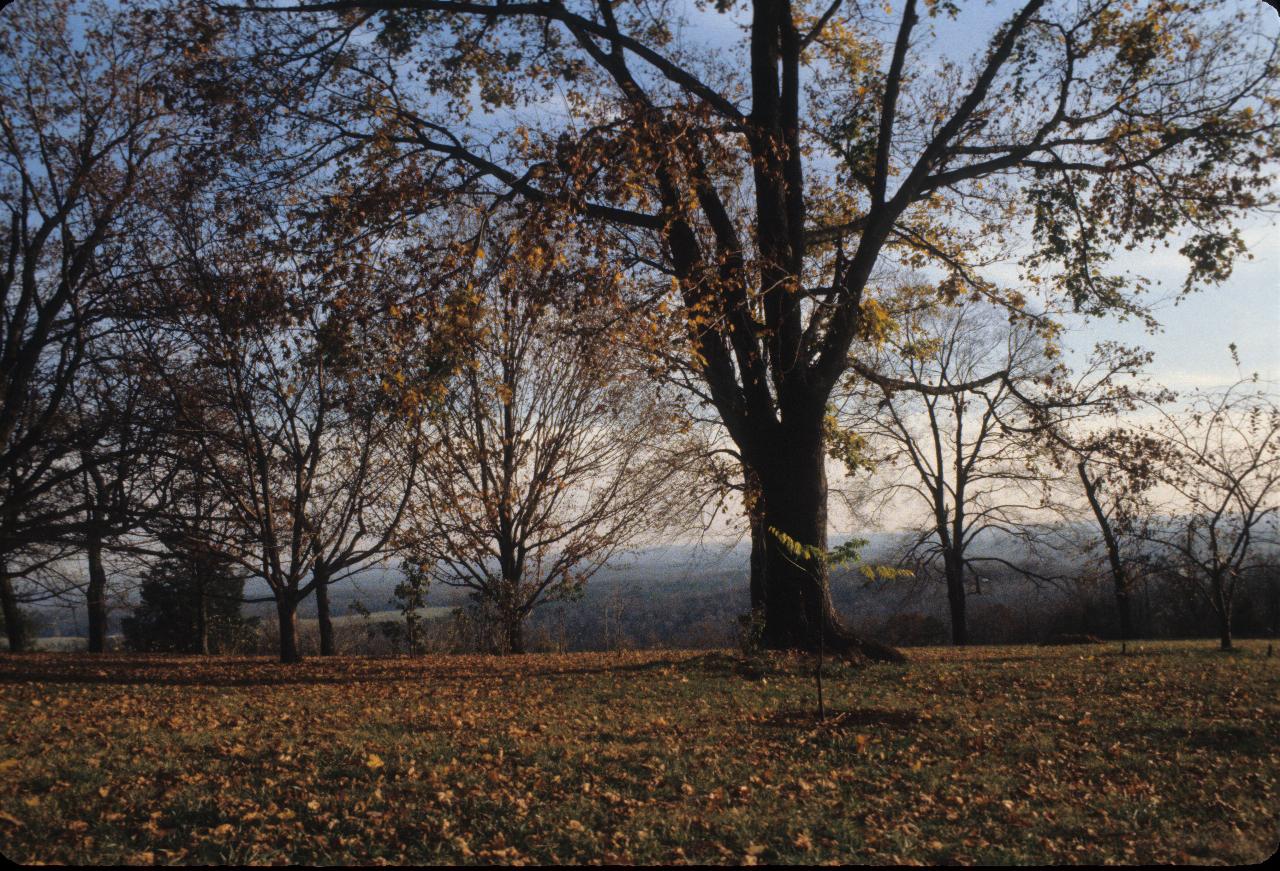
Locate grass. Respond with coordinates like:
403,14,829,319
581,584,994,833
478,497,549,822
0,640,1276,865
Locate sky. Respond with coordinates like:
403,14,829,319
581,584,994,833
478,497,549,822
1058,218,1280,392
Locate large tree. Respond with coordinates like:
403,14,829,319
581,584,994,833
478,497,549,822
250,0,1279,654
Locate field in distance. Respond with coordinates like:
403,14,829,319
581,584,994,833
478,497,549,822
0,641,1276,865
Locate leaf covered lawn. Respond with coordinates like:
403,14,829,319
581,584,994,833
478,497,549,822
1,641,1277,865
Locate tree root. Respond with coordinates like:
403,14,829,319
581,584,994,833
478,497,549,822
827,633,907,664
763,622,908,664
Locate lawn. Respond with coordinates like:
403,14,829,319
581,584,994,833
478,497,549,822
0,641,1276,865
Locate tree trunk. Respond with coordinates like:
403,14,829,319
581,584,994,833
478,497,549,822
751,415,903,662
0,563,26,653
507,614,525,655
944,551,968,646
749,510,766,615
315,569,335,656
1267,575,1279,641
86,535,108,654
1212,572,1232,651
1078,461,1135,642
277,595,301,664
1115,588,1134,643
405,610,420,656
196,574,210,655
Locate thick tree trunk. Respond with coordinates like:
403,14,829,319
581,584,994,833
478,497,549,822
750,415,904,662
86,536,108,653
943,552,968,646
277,595,301,664
1,564,26,653
315,569,335,656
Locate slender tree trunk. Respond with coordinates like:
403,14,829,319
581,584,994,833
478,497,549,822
314,568,335,656
751,413,903,662
86,535,109,653
1,562,26,653
405,610,420,656
1267,575,1279,641
1212,572,1232,651
944,551,968,646
196,574,210,655
1115,589,1134,643
277,595,301,664
1078,461,1135,642
507,614,524,655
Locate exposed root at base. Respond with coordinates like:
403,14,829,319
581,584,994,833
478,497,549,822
763,628,908,664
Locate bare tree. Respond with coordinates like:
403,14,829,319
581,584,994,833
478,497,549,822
133,188,459,663
403,228,687,654
836,298,1063,644
1143,375,1280,651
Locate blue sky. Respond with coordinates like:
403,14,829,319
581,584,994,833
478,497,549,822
1059,218,1279,391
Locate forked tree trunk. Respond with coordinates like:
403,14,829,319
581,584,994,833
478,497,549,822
86,535,109,653
315,569,335,656
0,563,26,653
750,414,904,662
277,595,301,663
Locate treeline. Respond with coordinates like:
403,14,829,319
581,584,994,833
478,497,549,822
2,1,1279,662
329,551,1280,654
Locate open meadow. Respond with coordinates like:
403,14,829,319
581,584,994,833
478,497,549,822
1,641,1277,865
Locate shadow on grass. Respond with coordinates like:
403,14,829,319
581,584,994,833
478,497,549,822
1117,722,1272,755
0,650,705,687
760,707,931,731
